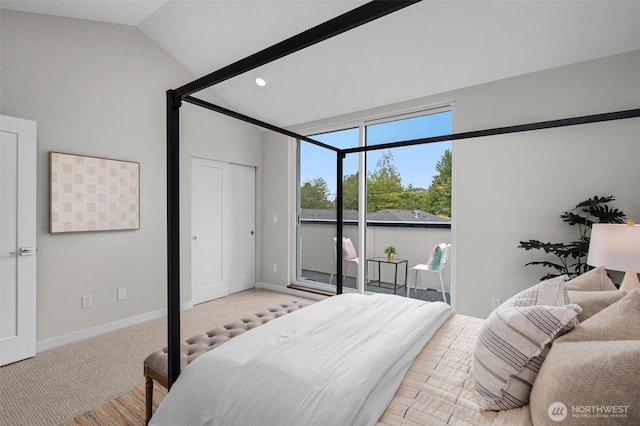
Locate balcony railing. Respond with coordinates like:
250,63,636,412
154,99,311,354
297,218,452,301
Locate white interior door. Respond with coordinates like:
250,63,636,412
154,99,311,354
228,164,255,294
191,158,228,304
0,115,37,366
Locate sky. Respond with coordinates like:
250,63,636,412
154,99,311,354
300,111,452,198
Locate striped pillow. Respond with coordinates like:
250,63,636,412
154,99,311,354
472,276,582,411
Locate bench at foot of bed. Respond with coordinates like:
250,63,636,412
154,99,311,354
143,300,309,424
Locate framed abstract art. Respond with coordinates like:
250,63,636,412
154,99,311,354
49,152,140,233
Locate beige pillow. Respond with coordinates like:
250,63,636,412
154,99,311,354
472,276,582,411
530,290,640,424
565,266,616,291
568,290,627,322
530,340,640,425
560,289,640,343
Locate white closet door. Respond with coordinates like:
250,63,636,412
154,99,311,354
228,164,255,294
1,115,36,366
191,159,256,304
191,158,228,304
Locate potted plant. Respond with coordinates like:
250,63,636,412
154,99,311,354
518,195,626,281
384,246,397,261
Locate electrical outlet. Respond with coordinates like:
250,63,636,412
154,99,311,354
272,263,278,272
117,288,126,301
491,298,501,310
81,295,92,309
273,214,278,223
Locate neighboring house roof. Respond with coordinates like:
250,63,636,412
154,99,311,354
301,209,359,221
368,209,450,223
301,209,450,223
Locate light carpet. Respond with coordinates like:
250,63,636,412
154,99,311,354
0,289,316,426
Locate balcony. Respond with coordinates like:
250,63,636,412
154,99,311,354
297,209,452,303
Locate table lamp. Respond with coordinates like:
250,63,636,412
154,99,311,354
587,219,640,291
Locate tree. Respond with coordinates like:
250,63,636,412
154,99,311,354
300,177,333,209
367,151,404,212
302,149,453,215
342,172,359,210
424,149,451,217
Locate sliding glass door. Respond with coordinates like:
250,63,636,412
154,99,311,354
295,108,453,296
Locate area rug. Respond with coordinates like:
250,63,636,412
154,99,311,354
62,383,166,426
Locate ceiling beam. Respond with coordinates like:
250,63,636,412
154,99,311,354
174,0,420,99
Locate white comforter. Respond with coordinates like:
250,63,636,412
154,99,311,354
150,293,454,426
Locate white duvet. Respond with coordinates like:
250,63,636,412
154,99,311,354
150,293,454,426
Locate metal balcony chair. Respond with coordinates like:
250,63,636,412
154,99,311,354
407,243,450,303
329,237,359,284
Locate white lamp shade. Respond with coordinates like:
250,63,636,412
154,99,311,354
587,223,640,273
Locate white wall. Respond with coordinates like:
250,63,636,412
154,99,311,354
0,10,262,345
453,50,639,318
260,131,292,285
261,50,640,318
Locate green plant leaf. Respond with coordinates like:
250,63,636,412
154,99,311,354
524,260,567,272
518,195,626,282
574,195,616,210
518,240,565,253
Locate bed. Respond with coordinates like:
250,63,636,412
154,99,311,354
149,267,639,425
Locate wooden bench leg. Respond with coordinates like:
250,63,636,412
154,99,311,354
145,375,153,425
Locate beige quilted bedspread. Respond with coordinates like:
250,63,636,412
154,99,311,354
377,314,532,426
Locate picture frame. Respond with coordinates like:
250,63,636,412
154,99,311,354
49,152,140,233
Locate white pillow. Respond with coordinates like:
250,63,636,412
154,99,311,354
472,276,582,411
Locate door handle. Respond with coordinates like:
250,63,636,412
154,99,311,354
9,247,34,256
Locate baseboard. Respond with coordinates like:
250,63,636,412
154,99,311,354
38,285,324,352
36,301,194,353
255,282,326,301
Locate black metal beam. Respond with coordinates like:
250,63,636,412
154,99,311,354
336,151,345,294
166,90,181,387
183,96,339,152
174,1,420,98
341,109,640,154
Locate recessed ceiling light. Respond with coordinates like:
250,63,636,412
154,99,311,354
255,77,267,87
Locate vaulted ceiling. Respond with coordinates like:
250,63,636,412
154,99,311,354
2,1,638,127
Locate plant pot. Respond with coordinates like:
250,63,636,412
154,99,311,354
387,253,394,261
